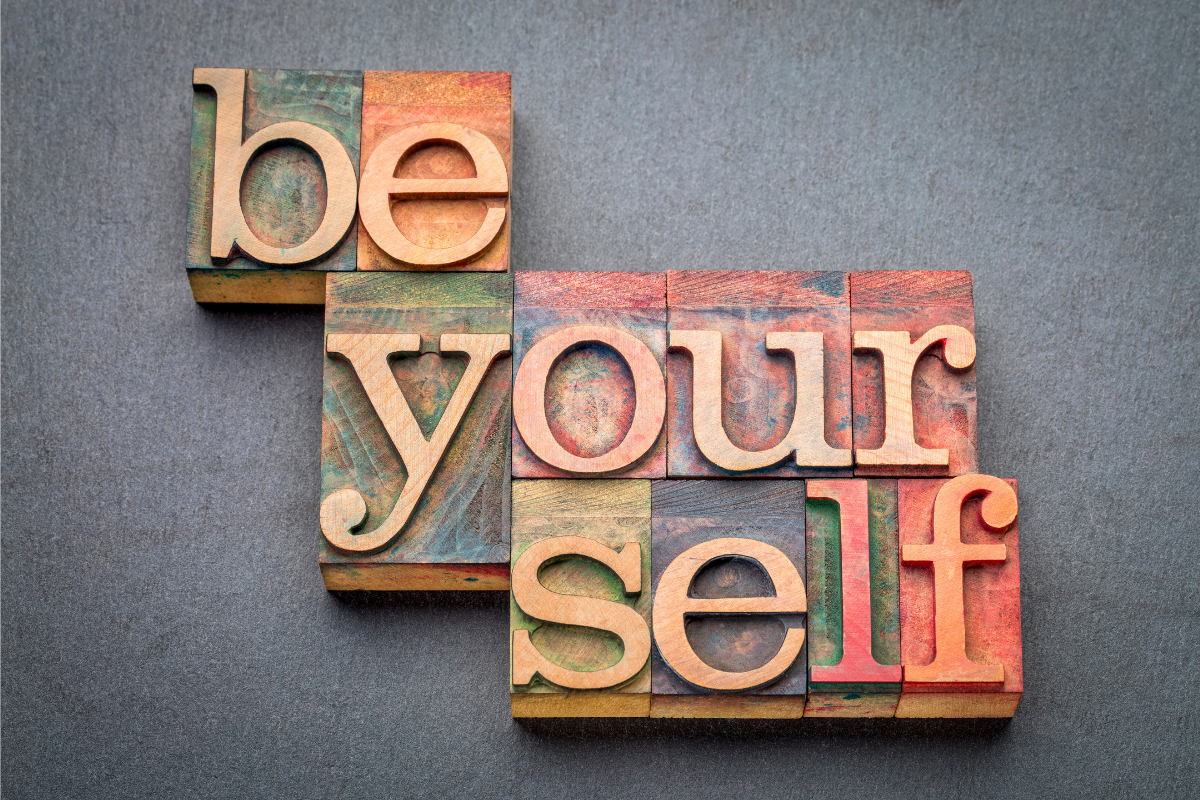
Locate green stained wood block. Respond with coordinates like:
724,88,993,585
186,69,362,304
510,480,652,717
319,272,513,590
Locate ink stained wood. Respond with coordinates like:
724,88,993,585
357,71,511,273
851,271,978,476
804,479,902,717
667,270,853,478
896,478,1023,718
319,272,512,590
649,480,807,718
186,69,362,304
510,480,652,718
512,272,667,478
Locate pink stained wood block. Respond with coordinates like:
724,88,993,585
851,271,977,477
666,270,852,478
896,477,1023,718
512,272,667,478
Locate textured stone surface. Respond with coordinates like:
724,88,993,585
2,1,1197,797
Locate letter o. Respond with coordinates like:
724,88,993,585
513,325,665,473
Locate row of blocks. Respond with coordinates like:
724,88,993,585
321,268,979,587
509,477,1021,719
187,69,514,304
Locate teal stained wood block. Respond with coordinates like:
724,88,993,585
187,68,362,304
319,272,512,590
650,480,808,718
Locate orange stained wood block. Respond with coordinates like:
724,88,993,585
805,479,902,718
666,270,853,478
512,272,667,479
851,271,978,476
319,272,513,590
510,480,653,718
897,476,1023,718
649,481,808,718
357,71,511,272
186,68,362,303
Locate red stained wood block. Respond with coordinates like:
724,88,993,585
896,477,1023,718
851,271,977,476
804,478,902,717
666,271,852,478
512,272,667,479
649,480,808,719
357,71,511,273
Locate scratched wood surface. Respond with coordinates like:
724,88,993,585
510,480,652,717
318,272,512,589
649,480,807,718
804,478,901,717
512,272,667,478
186,69,361,303
851,271,977,476
357,71,511,273
667,271,852,478
896,477,1023,718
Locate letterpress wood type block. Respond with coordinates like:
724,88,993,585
512,272,667,478
804,479,902,717
510,480,652,718
667,270,852,478
319,272,512,590
850,271,977,476
357,72,511,273
650,481,808,719
187,69,362,304
896,476,1023,718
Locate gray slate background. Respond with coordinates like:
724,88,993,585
3,1,1197,797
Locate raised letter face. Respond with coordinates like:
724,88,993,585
896,476,1023,718
357,71,512,273
666,271,853,477
512,272,667,478
510,480,653,718
851,271,978,476
804,479,902,717
319,272,513,590
649,481,808,718
186,69,362,303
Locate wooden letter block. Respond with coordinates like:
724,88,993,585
187,69,361,304
357,72,511,273
896,476,1023,718
510,480,652,718
851,271,977,476
319,272,512,590
650,481,808,718
805,479,902,717
512,272,667,478
667,271,852,477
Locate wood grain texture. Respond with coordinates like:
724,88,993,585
804,479,901,717
186,69,361,303
319,272,513,588
896,477,1023,718
512,272,667,478
851,270,978,476
667,271,852,478
510,480,652,717
357,71,511,273
649,481,807,718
